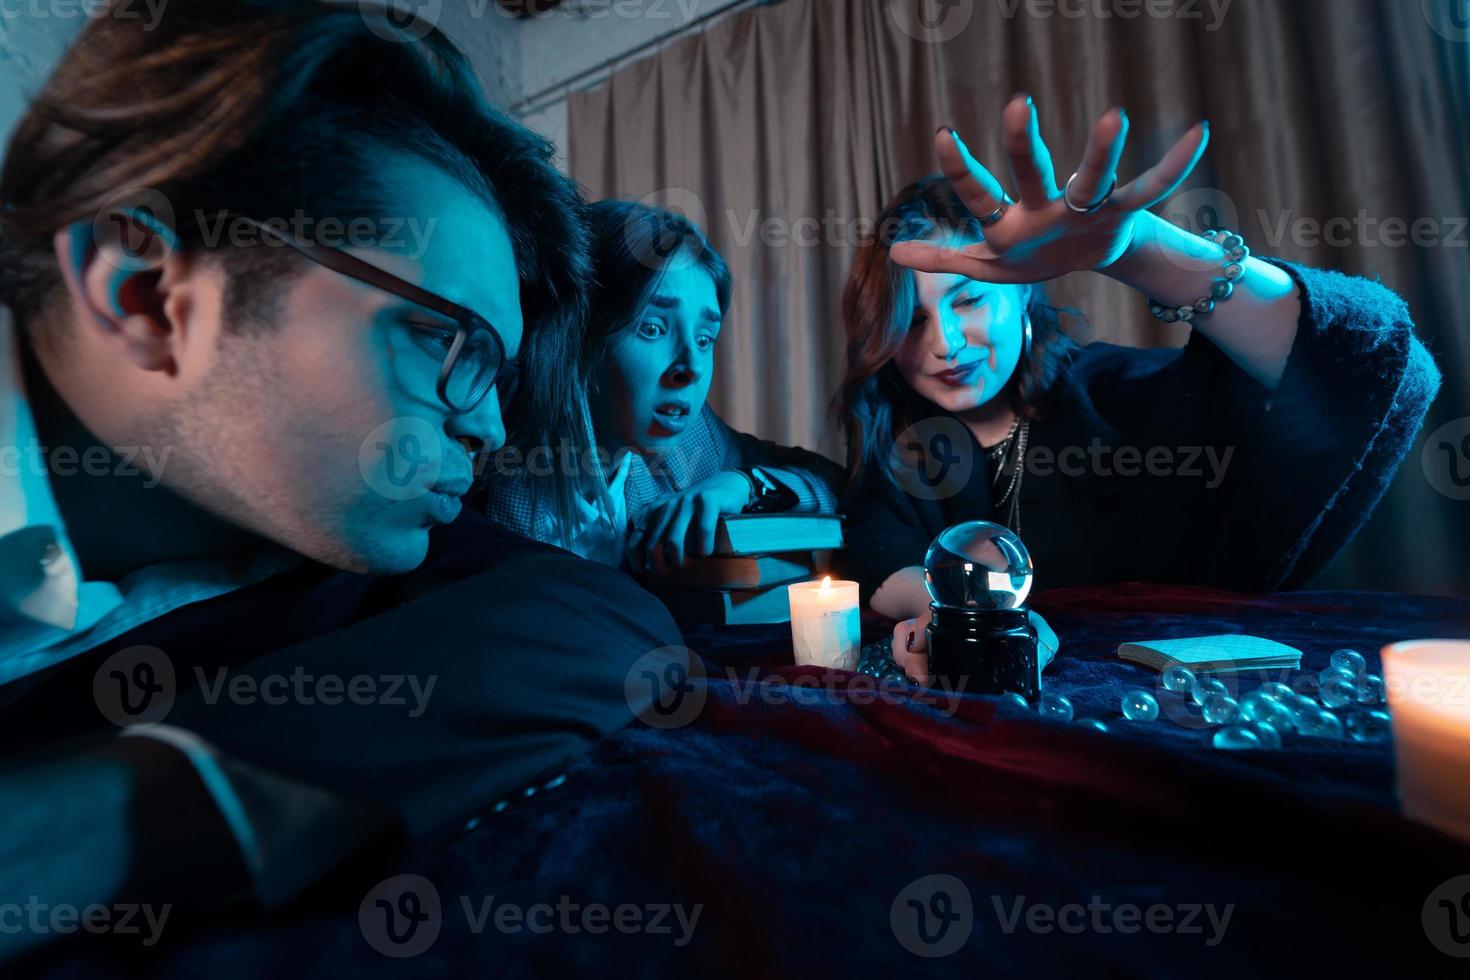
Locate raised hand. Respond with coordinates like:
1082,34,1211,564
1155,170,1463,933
890,95,1208,285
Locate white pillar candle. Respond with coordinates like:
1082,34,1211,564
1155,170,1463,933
1382,639,1470,843
787,576,861,670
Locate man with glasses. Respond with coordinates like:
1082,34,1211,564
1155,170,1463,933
0,1,680,961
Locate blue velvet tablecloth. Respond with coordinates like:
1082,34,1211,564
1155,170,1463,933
38,585,1470,978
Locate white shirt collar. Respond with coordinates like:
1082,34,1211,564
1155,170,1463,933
0,306,113,632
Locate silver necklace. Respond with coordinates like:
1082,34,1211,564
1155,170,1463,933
988,416,1030,534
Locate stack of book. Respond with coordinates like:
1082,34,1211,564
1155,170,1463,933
647,513,845,625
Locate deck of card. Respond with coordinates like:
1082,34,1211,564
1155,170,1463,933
1117,634,1303,675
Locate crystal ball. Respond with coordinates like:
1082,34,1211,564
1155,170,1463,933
924,521,1033,609
1162,665,1197,693
1037,691,1074,723
1000,692,1030,711
1121,690,1160,722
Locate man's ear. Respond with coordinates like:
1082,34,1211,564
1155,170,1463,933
52,211,194,375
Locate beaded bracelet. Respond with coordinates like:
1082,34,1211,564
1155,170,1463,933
1147,228,1250,323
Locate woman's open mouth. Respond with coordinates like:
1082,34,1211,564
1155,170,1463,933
652,402,693,434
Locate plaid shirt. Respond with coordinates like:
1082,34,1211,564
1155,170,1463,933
484,404,842,565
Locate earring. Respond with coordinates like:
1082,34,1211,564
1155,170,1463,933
1022,309,1034,362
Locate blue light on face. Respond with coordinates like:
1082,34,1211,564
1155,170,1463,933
598,260,721,456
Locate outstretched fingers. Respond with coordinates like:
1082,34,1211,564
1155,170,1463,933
1113,120,1210,213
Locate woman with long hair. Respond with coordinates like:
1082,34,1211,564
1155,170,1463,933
834,98,1440,680
487,200,842,574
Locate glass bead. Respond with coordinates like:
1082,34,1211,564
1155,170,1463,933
1242,692,1294,732
1160,309,1178,323
1330,649,1367,677
1213,726,1263,750
1249,721,1284,750
1202,693,1239,725
1344,710,1391,744
1319,665,1355,688
1192,677,1228,706
1238,689,1271,719
1259,682,1294,702
1226,246,1247,262
1194,297,1215,315
1211,279,1234,299
1037,692,1074,723
1178,306,1195,321
1224,262,1244,280
1320,674,1356,709
1223,234,1244,250
1355,673,1384,705
1121,690,1160,722
1000,692,1029,711
1162,666,1197,693
1298,708,1344,740
1076,718,1108,733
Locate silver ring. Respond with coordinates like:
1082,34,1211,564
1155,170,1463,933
978,197,1011,227
1064,172,1116,214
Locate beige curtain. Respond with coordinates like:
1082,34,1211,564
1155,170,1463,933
567,0,1470,595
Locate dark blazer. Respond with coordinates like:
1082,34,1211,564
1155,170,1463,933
835,259,1442,605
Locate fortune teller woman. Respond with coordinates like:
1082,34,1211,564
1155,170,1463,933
486,200,843,574
831,96,1440,681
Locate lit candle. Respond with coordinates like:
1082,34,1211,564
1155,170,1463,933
787,576,861,670
1382,639,1470,843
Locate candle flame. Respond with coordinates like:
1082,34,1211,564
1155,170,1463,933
820,575,831,592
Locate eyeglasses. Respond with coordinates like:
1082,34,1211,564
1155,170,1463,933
222,213,516,415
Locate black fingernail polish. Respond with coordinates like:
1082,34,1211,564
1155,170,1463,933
906,631,916,652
